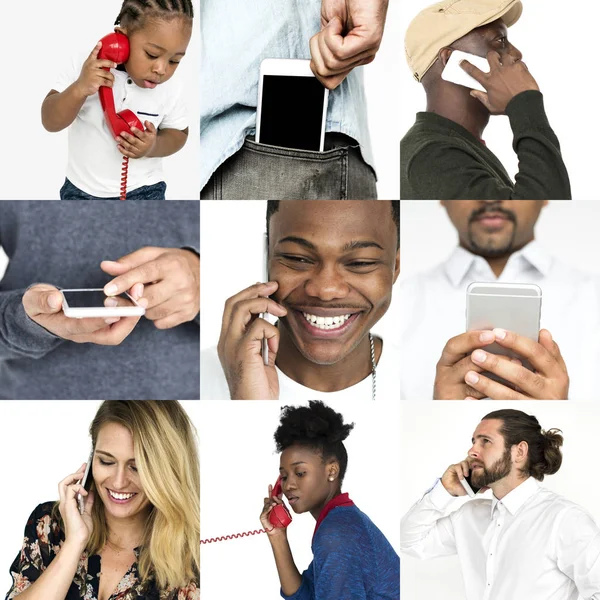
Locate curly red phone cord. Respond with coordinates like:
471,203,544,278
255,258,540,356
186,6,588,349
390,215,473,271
120,156,129,200
201,529,269,544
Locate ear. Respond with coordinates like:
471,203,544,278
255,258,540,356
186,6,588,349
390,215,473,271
438,47,453,68
393,247,400,282
513,441,529,466
326,460,340,482
114,25,127,35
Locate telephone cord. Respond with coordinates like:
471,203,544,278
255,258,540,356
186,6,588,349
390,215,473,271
120,156,130,200
201,529,268,544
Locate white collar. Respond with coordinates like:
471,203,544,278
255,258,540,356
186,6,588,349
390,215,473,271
490,476,540,518
443,240,553,288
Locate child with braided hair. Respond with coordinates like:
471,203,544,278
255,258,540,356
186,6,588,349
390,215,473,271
42,0,195,200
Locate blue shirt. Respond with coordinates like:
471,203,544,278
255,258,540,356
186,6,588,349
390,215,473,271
200,0,375,190
282,504,400,600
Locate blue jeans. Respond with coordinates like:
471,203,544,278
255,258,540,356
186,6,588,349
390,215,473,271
60,178,167,200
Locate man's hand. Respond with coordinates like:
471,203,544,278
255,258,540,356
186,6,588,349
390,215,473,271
434,330,497,400
464,328,569,400
74,41,117,98
117,121,157,158
217,282,287,400
441,459,488,497
22,284,140,345
101,247,199,330
310,0,389,89
460,50,540,115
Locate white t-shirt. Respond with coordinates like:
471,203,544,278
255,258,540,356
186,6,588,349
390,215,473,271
400,241,600,400
53,49,188,197
200,338,401,401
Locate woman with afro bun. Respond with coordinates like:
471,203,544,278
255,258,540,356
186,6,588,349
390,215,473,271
259,400,400,599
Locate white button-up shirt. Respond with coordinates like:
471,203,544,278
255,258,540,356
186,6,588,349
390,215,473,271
399,241,600,399
401,477,600,600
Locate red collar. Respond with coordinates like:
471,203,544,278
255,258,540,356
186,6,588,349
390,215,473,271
313,493,354,540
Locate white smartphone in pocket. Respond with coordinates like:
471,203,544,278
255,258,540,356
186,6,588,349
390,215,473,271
466,282,542,384
61,289,145,318
442,50,490,93
256,58,329,152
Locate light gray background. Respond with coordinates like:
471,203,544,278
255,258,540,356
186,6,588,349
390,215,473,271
400,401,597,600
0,400,200,595
200,201,401,351
200,399,400,600
400,0,594,198
400,200,600,281
0,0,200,199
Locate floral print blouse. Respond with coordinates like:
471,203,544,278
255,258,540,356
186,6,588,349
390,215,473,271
6,503,199,600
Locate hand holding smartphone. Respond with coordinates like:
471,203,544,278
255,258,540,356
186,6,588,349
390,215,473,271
442,50,490,93
61,289,145,319
77,448,94,514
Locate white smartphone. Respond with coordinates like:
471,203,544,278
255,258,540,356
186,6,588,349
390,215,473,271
466,282,542,383
61,289,145,318
460,474,482,498
442,50,489,93
77,448,94,514
256,58,329,152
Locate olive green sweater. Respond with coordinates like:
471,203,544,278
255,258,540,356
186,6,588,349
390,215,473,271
400,90,571,200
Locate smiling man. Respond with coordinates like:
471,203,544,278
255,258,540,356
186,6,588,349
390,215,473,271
400,200,600,400
401,0,571,199
201,200,400,400
401,409,600,599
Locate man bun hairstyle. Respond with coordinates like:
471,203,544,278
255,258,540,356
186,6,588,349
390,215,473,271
115,0,194,33
274,400,355,482
483,409,563,481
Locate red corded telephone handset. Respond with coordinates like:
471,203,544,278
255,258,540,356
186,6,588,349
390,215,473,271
200,476,291,545
269,476,292,528
97,32,145,200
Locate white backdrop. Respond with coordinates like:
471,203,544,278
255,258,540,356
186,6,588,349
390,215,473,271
0,0,200,200
363,0,401,199
200,399,400,600
200,201,401,350
400,200,600,280
0,400,200,595
399,0,594,198
400,401,598,600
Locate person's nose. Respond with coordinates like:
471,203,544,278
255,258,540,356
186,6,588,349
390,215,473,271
304,263,350,301
283,476,297,492
508,44,523,62
112,465,129,489
152,59,167,77
468,445,479,459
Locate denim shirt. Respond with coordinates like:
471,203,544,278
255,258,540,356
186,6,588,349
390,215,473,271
200,0,375,190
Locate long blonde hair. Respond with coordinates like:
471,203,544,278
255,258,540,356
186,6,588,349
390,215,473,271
56,401,199,590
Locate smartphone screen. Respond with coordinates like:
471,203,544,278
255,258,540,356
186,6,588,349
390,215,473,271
465,473,482,495
259,75,327,151
62,290,136,309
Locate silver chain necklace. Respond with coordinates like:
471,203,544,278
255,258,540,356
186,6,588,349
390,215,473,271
369,333,376,401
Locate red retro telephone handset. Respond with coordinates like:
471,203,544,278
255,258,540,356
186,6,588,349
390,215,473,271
97,32,145,200
200,476,291,544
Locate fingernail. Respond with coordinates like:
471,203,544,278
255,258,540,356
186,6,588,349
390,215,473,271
479,331,494,343
138,297,149,308
472,350,487,363
465,371,479,385
511,358,522,366
104,284,118,295
105,317,120,324
493,328,507,340
465,396,479,401
48,294,61,309
105,298,118,307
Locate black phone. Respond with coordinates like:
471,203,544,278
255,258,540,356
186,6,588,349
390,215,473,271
78,448,94,514
461,473,483,497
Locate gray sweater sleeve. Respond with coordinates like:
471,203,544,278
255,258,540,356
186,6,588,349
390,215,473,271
0,289,64,360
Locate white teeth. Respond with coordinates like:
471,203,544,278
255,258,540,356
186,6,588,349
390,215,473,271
302,312,353,330
108,490,135,500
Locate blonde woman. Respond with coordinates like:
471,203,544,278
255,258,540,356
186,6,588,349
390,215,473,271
6,401,199,600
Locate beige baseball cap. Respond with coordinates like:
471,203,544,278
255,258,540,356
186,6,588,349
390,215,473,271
405,0,523,82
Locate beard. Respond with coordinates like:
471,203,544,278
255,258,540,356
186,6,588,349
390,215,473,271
471,448,512,488
467,206,517,258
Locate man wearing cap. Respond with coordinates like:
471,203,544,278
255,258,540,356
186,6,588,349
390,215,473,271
401,0,571,200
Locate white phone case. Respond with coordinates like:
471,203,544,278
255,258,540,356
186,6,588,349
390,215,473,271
442,50,490,93
61,288,145,318
460,477,476,498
